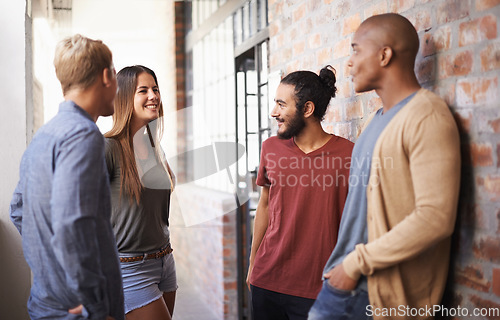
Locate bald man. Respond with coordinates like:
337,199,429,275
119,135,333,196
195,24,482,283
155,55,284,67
308,13,460,320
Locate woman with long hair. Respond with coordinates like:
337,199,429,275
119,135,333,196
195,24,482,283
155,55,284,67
105,65,176,320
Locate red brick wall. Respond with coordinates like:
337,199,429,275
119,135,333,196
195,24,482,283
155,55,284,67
268,0,500,315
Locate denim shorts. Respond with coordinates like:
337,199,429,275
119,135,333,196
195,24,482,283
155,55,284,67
119,249,177,314
308,280,372,320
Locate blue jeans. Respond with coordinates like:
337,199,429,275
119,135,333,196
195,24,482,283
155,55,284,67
308,280,372,320
251,285,315,320
119,250,177,314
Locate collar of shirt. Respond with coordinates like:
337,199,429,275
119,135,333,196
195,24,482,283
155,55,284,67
59,100,94,122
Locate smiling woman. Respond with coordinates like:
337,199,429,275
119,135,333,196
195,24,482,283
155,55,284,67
104,65,177,320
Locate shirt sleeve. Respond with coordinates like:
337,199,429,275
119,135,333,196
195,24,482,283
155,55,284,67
256,140,271,187
50,129,110,320
10,178,24,234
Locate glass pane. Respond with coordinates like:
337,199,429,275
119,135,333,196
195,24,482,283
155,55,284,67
243,2,250,42
237,104,247,175
246,70,257,95
250,0,258,37
247,95,259,133
260,83,269,129
237,72,246,105
259,41,268,83
258,0,268,30
247,133,260,173
234,9,242,47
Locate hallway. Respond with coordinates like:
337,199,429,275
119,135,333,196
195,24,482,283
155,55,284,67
173,267,220,320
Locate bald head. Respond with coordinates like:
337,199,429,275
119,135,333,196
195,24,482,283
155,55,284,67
358,13,419,66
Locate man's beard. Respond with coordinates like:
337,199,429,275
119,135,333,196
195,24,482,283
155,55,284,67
277,110,306,140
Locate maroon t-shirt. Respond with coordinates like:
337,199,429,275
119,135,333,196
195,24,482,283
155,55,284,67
251,135,353,299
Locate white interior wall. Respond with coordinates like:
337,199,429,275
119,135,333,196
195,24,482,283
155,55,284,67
72,0,177,157
0,0,32,319
0,1,176,317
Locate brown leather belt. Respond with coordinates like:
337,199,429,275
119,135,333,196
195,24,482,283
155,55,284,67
119,245,173,263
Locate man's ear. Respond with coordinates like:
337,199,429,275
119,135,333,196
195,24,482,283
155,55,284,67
102,67,114,87
380,46,393,67
303,101,315,118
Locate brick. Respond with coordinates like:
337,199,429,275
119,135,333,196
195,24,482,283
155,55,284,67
498,144,500,168
355,121,363,139
389,0,415,12
471,143,493,167
307,0,322,12
292,2,306,22
476,108,500,133
345,99,363,121
434,82,456,107
437,0,470,24
469,295,500,319
276,32,286,48
458,203,486,230
456,76,498,107
481,42,500,72
270,54,280,69
325,104,341,122
317,47,332,65
308,33,321,49
473,236,500,262
301,18,313,35
421,33,435,57
438,51,473,80
416,56,436,84
338,81,351,99
282,47,292,61
476,0,500,11
367,96,382,113
409,10,431,32
364,2,388,18
334,122,352,140
285,60,300,75
290,26,299,40
459,15,497,47
455,265,490,292
476,175,500,201
330,0,351,20
269,22,280,37
494,268,500,296
343,59,351,79
433,26,452,52
324,124,334,134
452,109,472,133
334,37,351,58
293,40,305,56
342,13,361,36
224,281,237,290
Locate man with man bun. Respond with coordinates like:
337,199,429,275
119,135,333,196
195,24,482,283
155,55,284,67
247,66,353,320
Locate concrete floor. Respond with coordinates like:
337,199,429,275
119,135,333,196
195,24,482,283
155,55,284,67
172,269,220,320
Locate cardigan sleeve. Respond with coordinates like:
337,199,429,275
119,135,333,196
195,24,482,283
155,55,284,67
343,101,461,280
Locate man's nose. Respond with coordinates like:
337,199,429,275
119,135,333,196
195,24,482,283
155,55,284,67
270,104,279,117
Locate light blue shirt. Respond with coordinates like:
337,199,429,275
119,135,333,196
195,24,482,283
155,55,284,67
323,93,416,290
10,101,124,320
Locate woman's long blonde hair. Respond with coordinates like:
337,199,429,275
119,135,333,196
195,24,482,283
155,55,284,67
105,65,174,203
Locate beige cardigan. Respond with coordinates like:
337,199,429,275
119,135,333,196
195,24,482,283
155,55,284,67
343,89,461,319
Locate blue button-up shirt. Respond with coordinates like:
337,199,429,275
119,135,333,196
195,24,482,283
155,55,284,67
10,101,124,320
